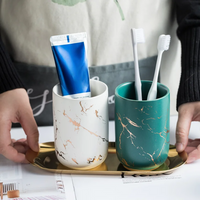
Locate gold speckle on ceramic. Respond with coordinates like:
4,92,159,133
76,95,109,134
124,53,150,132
63,110,81,131
63,140,75,149
54,119,59,141
79,101,93,114
136,146,159,167
121,158,130,167
87,155,103,164
63,110,108,143
55,150,66,160
124,117,142,129
72,158,78,165
117,113,137,149
153,120,170,160
79,101,106,122
95,110,106,123
146,152,158,166
146,117,155,121
117,109,170,167
117,113,127,149
135,106,149,115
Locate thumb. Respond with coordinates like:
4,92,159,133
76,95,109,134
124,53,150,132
19,109,39,152
175,110,192,152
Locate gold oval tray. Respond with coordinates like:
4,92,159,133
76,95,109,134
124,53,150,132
26,142,187,176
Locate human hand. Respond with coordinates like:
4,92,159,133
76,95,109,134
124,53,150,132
0,88,39,163
176,102,200,163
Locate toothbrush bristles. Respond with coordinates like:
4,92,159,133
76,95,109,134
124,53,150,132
158,35,171,51
131,28,145,44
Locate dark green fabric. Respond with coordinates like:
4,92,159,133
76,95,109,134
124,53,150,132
13,56,157,127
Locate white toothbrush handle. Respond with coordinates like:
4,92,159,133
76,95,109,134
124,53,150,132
133,44,142,101
147,51,163,100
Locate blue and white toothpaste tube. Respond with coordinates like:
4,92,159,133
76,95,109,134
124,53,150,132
50,32,91,98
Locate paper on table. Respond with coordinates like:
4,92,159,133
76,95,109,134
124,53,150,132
0,155,23,194
61,160,200,200
61,175,76,200
0,157,22,180
0,155,65,199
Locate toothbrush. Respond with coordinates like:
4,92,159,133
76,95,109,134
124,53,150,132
147,34,171,100
131,28,145,101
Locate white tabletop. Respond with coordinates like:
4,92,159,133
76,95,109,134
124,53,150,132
6,115,200,200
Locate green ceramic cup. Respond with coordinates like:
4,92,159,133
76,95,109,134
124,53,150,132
115,80,170,170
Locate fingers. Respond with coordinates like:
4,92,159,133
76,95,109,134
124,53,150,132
10,88,39,153
185,146,196,153
176,108,192,152
0,121,29,163
13,140,29,154
187,139,200,147
184,139,200,163
19,108,39,152
0,89,39,163
2,145,29,163
186,145,200,163
11,139,29,153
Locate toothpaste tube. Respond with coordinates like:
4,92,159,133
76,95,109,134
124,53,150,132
50,32,91,98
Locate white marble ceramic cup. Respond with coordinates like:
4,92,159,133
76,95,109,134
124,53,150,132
52,79,109,170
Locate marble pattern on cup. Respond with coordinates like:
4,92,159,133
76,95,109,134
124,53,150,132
116,104,169,170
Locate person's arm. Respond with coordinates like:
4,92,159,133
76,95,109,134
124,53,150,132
175,0,200,163
175,0,200,108
0,38,25,92
0,38,39,163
